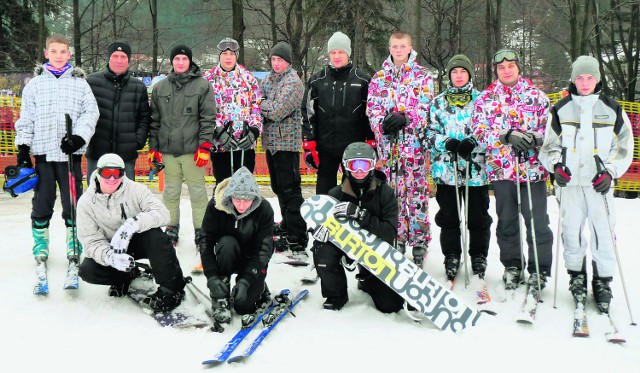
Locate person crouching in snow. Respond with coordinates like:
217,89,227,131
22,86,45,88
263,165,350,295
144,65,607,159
200,167,274,326
77,153,186,312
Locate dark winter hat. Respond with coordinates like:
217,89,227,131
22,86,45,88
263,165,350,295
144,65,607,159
571,55,601,82
107,41,131,60
170,44,193,64
446,54,474,81
270,42,293,65
327,32,352,57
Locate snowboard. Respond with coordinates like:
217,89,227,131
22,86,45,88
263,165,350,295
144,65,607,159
301,195,481,333
128,277,209,329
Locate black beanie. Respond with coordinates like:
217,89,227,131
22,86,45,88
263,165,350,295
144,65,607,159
170,45,193,64
270,42,293,65
107,41,131,60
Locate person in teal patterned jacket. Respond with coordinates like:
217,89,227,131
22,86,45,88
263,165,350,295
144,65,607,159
428,54,492,282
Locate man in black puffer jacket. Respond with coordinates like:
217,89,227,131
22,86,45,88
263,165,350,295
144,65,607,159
86,41,151,180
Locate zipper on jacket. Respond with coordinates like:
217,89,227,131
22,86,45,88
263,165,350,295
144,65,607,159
332,81,336,106
120,203,128,220
342,81,347,107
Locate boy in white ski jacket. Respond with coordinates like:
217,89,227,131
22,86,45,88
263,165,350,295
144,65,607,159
539,56,634,314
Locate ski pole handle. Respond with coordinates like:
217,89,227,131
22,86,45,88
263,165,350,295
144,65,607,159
65,114,72,137
560,147,567,166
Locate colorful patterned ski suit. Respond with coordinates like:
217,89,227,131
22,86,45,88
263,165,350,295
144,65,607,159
366,51,434,248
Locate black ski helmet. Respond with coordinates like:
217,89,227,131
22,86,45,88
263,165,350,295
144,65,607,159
342,142,376,189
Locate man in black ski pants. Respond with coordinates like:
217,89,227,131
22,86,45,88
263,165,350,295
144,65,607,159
312,142,403,312
302,31,374,194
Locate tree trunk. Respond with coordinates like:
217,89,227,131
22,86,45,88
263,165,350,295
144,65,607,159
149,0,158,74
73,0,82,66
38,0,45,55
411,0,421,64
270,0,276,46
485,0,493,86
232,0,245,65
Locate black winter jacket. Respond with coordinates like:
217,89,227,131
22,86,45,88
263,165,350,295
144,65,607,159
302,63,374,156
86,68,151,161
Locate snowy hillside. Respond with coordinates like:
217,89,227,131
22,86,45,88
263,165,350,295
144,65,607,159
2,188,639,372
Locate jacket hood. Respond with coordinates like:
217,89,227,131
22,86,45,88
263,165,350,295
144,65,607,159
215,167,262,219
34,64,88,79
383,49,418,72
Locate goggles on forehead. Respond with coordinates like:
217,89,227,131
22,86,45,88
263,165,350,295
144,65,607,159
232,193,255,201
493,49,519,65
343,158,376,173
217,39,239,52
98,167,125,179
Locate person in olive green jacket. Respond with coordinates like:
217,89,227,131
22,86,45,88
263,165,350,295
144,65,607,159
149,45,216,273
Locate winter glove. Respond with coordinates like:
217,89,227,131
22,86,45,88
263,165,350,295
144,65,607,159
456,137,478,160
529,131,543,146
444,138,460,153
215,127,237,152
17,145,33,168
231,278,250,304
382,112,406,136
333,201,371,226
105,250,135,272
499,129,534,152
194,142,212,167
592,171,612,194
553,164,572,187
60,135,85,154
303,140,319,169
110,218,139,254
148,149,163,164
311,225,330,243
207,276,230,299
236,130,256,151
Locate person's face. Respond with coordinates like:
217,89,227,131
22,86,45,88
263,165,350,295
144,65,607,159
271,56,290,74
351,170,369,180
496,60,520,87
574,73,598,96
450,67,470,88
220,50,237,70
44,42,71,69
98,172,124,195
329,50,349,68
109,51,129,76
232,198,254,214
389,36,412,65
172,55,190,74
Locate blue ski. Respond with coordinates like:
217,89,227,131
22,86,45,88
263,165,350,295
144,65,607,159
34,261,48,295
227,289,309,363
202,290,288,366
63,260,79,290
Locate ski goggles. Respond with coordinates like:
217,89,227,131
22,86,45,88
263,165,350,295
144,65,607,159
493,49,519,65
98,167,125,179
217,38,239,52
343,158,375,173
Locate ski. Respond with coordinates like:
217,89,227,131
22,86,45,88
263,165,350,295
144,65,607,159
63,260,79,290
201,291,285,366
602,313,626,344
516,284,538,324
227,289,309,363
572,303,589,337
33,261,48,295
473,277,498,316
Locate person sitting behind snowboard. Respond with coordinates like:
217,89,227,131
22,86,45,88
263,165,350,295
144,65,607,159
77,153,186,312
312,142,404,312
200,167,274,325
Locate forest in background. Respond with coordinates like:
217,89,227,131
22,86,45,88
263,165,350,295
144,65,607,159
0,0,638,100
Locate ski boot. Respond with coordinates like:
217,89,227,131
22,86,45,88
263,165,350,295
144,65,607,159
141,285,185,312
568,270,587,306
323,295,348,311
592,276,613,314
503,266,521,290
412,245,428,267
443,255,460,281
192,230,203,274
285,236,309,261
211,298,232,324
165,225,179,247
527,272,547,301
240,285,272,328
32,220,50,263
273,222,288,253
471,256,488,279
65,219,82,262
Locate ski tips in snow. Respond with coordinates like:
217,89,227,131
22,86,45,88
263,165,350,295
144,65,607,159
34,261,48,295
63,260,80,290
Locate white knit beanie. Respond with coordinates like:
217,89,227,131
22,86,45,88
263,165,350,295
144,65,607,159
327,32,351,57
97,153,125,169
571,56,601,82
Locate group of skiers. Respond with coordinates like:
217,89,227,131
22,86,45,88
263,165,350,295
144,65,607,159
11,30,633,327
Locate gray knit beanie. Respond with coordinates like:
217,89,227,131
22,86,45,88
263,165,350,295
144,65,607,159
327,32,352,57
571,55,601,82
446,54,474,81
270,42,293,65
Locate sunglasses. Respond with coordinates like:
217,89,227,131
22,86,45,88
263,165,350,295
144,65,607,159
344,158,375,173
217,39,239,52
98,167,125,179
493,49,519,65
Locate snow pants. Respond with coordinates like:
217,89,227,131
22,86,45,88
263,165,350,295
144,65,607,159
265,150,306,241
211,149,256,184
162,154,208,229
31,156,83,223
315,151,342,195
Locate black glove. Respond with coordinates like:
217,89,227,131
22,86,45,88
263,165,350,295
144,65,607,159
456,137,478,160
236,130,256,151
444,138,460,153
17,145,33,168
382,112,406,135
60,135,85,154
215,127,237,152
592,171,612,194
207,276,230,299
554,164,572,187
499,129,534,152
333,201,371,226
231,278,250,304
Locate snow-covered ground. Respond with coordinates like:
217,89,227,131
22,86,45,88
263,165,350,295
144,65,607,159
2,186,639,372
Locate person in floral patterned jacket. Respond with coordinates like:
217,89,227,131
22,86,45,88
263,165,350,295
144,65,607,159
203,38,263,182
366,31,434,267
428,54,492,282
472,49,553,296
259,42,308,257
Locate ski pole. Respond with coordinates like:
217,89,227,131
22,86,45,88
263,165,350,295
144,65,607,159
462,160,471,287
184,276,224,332
514,151,526,283
553,147,567,309
594,155,636,325
64,114,78,264
452,152,469,287
524,154,543,299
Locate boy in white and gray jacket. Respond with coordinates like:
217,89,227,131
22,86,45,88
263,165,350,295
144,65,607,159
539,55,634,314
